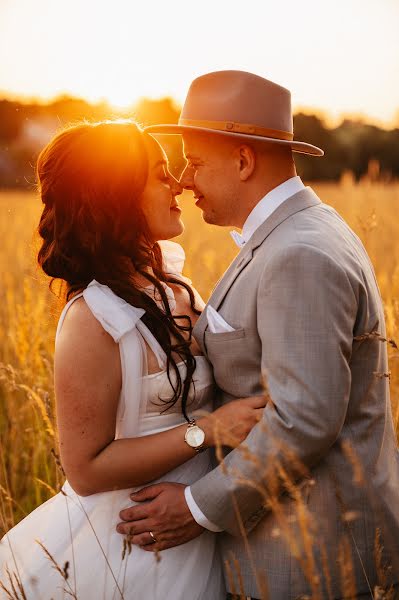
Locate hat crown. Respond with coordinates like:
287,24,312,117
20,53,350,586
144,70,324,157
181,70,293,134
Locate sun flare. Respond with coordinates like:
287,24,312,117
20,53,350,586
0,0,398,125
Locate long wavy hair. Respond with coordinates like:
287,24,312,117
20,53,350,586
37,120,200,421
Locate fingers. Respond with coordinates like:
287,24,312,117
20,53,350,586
118,520,204,553
241,395,267,408
119,504,151,522
116,521,135,536
130,484,164,502
116,526,169,549
129,528,192,551
116,518,153,536
130,531,157,547
139,524,204,552
121,482,181,521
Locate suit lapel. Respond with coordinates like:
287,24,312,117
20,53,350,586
208,187,321,312
192,239,252,346
193,187,321,348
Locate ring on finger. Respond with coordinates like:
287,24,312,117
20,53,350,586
149,531,158,544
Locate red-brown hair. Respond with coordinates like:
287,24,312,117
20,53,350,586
37,120,199,420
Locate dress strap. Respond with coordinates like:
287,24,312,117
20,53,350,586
84,281,166,370
83,281,145,342
136,321,166,370
55,279,172,373
55,280,167,370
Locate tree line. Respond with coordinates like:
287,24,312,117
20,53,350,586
0,95,398,188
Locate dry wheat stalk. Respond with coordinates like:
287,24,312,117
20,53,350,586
338,535,358,599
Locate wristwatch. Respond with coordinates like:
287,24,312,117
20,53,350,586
184,419,206,453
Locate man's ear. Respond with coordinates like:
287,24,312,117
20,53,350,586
237,145,256,181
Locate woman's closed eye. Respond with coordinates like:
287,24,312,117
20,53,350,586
186,160,199,169
159,168,171,183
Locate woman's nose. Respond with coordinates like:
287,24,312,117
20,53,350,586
170,175,183,196
179,165,194,190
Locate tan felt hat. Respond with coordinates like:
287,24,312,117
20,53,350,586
145,70,324,157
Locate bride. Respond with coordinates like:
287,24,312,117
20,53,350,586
0,120,265,599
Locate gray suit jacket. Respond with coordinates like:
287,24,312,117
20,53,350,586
191,188,399,599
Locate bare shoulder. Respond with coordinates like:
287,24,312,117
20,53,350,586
57,296,116,350
55,295,121,391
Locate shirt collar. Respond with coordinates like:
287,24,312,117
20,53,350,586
230,176,305,248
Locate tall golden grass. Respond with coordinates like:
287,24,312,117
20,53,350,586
0,179,398,549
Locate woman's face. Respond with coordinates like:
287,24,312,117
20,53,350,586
140,135,184,242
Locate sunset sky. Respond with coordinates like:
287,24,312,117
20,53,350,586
0,0,398,126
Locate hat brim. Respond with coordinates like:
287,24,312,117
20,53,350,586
144,124,324,157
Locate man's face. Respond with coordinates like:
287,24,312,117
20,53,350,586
180,132,239,226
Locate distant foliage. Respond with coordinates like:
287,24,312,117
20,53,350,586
294,113,399,182
0,97,398,188
0,96,185,188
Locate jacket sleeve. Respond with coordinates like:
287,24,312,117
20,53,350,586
189,243,357,535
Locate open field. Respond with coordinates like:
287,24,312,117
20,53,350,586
0,181,399,535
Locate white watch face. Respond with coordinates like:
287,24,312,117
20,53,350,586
186,425,205,448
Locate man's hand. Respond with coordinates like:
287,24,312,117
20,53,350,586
116,482,204,551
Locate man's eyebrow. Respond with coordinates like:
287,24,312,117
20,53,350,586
184,154,200,161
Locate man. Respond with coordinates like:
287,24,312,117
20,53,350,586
117,71,399,599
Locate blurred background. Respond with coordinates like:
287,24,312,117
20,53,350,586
1,0,399,530
1,0,399,186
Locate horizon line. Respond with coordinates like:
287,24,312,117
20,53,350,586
0,89,397,132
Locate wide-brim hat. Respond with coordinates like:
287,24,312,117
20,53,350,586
145,70,324,157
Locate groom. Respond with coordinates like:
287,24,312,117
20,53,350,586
118,71,399,598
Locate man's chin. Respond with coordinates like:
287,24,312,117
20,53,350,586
202,212,229,227
202,211,220,226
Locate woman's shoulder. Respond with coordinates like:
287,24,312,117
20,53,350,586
57,281,145,344
56,295,114,350
63,295,90,321
83,280,146,342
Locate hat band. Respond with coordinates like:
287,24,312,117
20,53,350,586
179,118,294,141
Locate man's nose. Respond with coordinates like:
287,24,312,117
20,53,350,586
170,174,183,196
179,165,194,190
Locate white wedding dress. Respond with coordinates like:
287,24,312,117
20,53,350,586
0,242,225,600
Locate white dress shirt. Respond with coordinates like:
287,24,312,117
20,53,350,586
230,175,305,248
184,176,306,531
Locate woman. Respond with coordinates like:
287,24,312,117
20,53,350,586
0,121,265,599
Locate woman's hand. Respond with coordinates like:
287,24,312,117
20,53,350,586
198,396,267,448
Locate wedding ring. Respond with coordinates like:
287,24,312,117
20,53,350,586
149,531,157,544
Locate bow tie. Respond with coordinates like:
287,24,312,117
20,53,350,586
230,230,246,248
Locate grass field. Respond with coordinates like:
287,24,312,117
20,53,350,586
0,180,398,538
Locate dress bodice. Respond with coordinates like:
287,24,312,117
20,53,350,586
54,241,215,438
140,357,215,435
145,357,214,413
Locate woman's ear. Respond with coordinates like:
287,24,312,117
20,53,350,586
237,144,256,181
